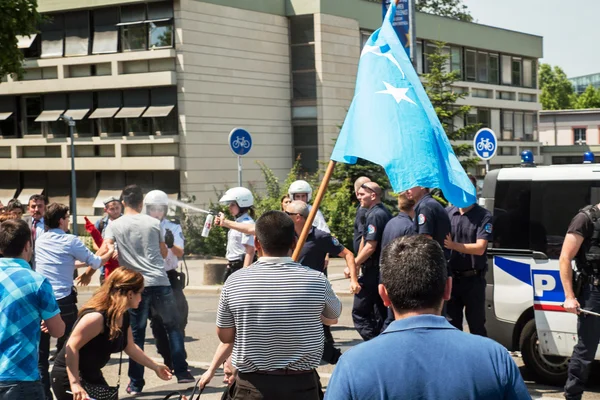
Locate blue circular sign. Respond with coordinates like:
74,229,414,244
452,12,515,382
228,128,252,156
473,128,497,161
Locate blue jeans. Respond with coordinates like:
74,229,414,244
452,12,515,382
128,286,188,391
0,381,44,400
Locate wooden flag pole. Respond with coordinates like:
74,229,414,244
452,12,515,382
292,160,337,261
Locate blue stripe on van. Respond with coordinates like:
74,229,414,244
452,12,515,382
495,256,532,286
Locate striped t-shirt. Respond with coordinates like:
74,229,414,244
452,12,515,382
216,257,342,373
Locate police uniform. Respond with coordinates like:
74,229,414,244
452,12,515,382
298,227,345,364
352,203,392,341
446,205,492,337
414,193,451,253
353,206,368,254
379,211,416,331
564,206,600,399
223,213,255,282
150,218,189,370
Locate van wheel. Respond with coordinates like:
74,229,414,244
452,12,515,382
520,319,569,386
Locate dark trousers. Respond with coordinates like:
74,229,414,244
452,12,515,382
50,365,109,400
234,371,320,400
128,286,188,391
39,291,78,400
446,274,487,337
565,284,600,399
0,381,45,400
150,270,189,370
321,325,341,364
223,260,244,283
352,266,387,341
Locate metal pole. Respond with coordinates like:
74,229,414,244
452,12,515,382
485,160,490,174
237,155,242,187
408,0,417,68
68,117,77,236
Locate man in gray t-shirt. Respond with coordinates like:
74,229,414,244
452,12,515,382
101,185,194,393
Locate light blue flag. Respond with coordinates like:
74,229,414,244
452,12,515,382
331,1,476,208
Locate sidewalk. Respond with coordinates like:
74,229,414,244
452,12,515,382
76,257,354,297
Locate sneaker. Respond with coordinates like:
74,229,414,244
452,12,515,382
126,382,141,395
177,371,195,384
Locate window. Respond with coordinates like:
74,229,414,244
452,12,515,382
64,11,89,56
126,118,151,135
41,14,65,58
501,55,512,85
574,128,587,144
290,16,315,100
493,180,531,250
465,50,476,81
489,54,499,84
498,146,516,156
450,46,461,75
99,119,123,136
523,59,533,88
293,124,318,173
501,110,513,140
524,113,534,140
149,21,173,48
152,115,177,135
476,51,488,82
122,24,147,51
520,93,536,102
497,91,516,101
553,156,584,165
512,58,522,87
0,97,16,137
514,112,524,140
145,87,177,135
477,108,490,128
360,31,371,50
23,97,42,135
93,8,119,54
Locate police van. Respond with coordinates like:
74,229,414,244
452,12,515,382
480,159,600,385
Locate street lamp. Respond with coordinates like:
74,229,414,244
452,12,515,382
60,114,77,235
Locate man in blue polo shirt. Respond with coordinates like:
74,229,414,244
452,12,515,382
0,220,65,400
325,235,528,400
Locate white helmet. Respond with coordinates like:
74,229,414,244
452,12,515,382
288,180,313,202
144,190,169,206
219,187,254,208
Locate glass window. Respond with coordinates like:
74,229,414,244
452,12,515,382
489,54,499,84
501,110,513,140
441,46,451,73
477,52,488,82
512,58,522,86
360,31,371,50
64,11,89,56
524,113,534,140
147,1,173,20
501,55,512,85
93,8,119,54
126,118,151,135
24,97,42,135
290,15,314,45
122,24,147,51
416,41,423,74
478,108,490,128
451,46,462,75
292,71,316,99
152,114,177,135
293,125,318,173
149,20,173,49
523,59,533,88
48,121,67,137
493,180,531,250
499,146,516,156
41,15,65,58
574,128,587,144
465,50,476,81
514,112,524,140
291,45,315,71
99,118,123,136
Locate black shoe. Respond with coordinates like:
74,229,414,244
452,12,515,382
177,370,195,384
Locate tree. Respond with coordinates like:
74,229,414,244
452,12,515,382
416,0,473,22
575,85,600,109
0,0,42,79
539,63,575,110
422,41,479,169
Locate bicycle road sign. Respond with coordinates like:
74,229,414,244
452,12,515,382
229,128,252,156
473,128,497,161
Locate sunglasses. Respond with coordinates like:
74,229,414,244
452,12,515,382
285,211,301,216
361,183,375,193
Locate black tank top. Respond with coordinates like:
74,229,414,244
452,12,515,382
54,309,129,381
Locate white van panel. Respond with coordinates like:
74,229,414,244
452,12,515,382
498,165,600,181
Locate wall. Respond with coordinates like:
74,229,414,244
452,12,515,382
176,0,293,205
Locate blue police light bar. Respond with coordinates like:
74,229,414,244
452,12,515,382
520,150,535,167
583,151,595,164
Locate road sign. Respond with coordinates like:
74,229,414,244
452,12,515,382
473,128,497,161
229,128,252,156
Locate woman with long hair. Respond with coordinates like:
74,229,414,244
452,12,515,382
280,195,291,211
50,268,172,400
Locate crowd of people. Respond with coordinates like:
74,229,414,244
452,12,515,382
0,176,531,400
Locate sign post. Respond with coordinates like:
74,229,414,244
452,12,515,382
473,128,497,174
382,0,411,58
228,128,252,187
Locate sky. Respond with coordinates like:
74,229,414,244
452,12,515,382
460,0,598,78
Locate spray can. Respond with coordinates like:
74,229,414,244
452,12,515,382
202,214,214,237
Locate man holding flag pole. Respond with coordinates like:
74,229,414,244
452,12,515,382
292,0,475,263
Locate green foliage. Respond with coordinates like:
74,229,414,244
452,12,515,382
575,85,600,109
181,195,228,257
416,0,473,22
422,41,479,169
539,63,575,110
0,0,42,79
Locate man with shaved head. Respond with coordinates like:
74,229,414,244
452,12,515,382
352,181,392,341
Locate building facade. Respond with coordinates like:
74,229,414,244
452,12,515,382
569,73,600,95
0,0,543,213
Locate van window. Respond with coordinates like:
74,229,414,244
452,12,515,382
493,180,531,250
531,181,600,259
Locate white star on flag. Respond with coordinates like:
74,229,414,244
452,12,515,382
361,45,406,79
377,81,417,105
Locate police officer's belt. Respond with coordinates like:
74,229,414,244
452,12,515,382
453,269,483,278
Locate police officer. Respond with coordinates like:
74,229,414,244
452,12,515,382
349,177,371,280
353,182,392,341
144,190,189,370
561,202,600,399
288,180,330,233
406,187,451,252
443,197,493,337
286,200,358,364
379,192,416,331
219,187,256,282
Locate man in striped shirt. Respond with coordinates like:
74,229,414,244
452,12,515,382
216,210,342,400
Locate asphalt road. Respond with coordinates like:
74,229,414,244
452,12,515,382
48,292,600,400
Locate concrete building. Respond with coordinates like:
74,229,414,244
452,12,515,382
0,0,544,214
569,73,600,95
539,109,600,165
